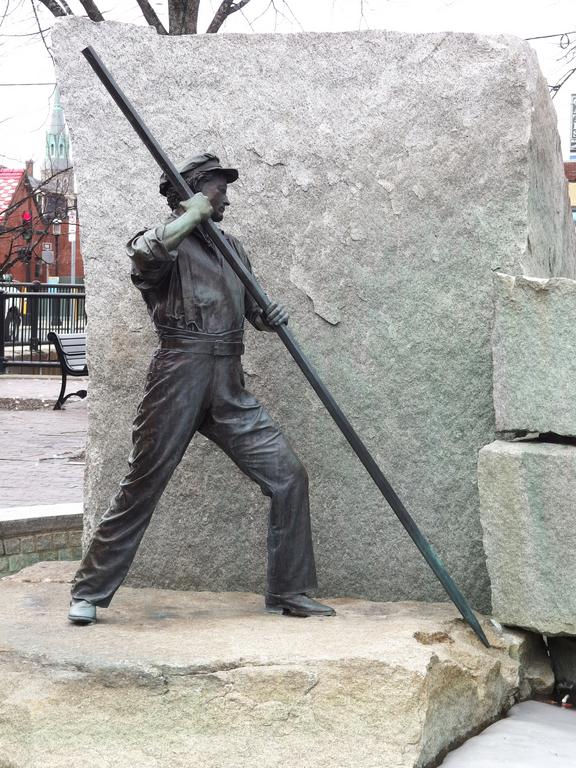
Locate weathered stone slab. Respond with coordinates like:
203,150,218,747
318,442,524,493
52,20,576,610
492,273,576,435
0,563,553,768
479,440,576,635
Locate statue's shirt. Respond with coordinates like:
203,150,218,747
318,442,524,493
127,215,261,335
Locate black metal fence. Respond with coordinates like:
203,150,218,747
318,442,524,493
0,282,86,372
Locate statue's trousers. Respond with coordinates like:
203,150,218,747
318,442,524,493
72,335,318,606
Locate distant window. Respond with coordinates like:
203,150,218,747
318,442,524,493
59,140,65,158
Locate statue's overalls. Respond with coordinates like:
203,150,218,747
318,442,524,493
71,220,318,606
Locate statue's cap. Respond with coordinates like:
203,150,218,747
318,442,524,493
159,153,239,196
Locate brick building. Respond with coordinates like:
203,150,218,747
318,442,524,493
564,161,576,224
0,89,83,284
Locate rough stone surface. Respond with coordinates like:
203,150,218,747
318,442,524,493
0,562,553,768
52,20,576,610
492,273,576,435
479,440,576,635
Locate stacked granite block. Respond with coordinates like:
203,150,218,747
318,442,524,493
492,273,576,437
479,273,576,636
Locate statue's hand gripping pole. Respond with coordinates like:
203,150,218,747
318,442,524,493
81,45,490,648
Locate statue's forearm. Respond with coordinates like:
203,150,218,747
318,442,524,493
157,192,214,252
160,208,205,252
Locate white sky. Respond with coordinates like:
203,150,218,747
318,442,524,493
1,0,575,171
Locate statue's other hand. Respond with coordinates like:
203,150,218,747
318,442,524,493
178,193,213,221
263,302,289,329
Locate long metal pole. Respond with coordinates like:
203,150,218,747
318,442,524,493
82,45,489,648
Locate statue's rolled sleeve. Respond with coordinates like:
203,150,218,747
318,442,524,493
126,225,178,288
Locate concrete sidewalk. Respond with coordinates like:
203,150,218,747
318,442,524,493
0,376,87,508
440,701,576,767
0,373,88,410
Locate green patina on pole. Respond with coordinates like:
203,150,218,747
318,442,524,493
81,45,490,648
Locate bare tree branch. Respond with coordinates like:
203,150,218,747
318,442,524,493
30,0,54,61
168,0,200,35
0,0,12,30
206,0,252,34
77,0,104,23
135,0,167,35
359,0,368,30
37,0,68,18
278,0,302,31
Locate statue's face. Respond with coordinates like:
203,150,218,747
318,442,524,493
199,172,230,223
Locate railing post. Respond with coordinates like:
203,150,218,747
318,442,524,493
0,290,6,373
29,280,41,353
50,283,61,327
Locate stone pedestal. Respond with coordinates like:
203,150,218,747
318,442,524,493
0,562,553,768
479,440,576,635
492,273,576,436
52,20,576,609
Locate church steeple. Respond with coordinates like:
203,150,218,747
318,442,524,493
43,87,73,194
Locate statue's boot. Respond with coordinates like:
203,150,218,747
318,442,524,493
68,599,97,625
265,593,336,618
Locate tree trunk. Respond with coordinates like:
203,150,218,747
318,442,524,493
168,0,201,35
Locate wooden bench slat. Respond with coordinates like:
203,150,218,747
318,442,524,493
59,333,86,339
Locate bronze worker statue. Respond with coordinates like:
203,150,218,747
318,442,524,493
68,153,335,625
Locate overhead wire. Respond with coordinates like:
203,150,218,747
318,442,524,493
525,29,576,98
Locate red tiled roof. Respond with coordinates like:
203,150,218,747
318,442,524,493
564,162,576,182
0,168,24,215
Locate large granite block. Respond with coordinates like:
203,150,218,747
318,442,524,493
52,19,575,609
0,565,554,768
479,440,576,635
492,273,576,435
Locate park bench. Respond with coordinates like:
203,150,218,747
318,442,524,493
47,331,88,410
